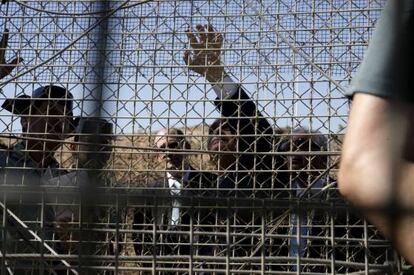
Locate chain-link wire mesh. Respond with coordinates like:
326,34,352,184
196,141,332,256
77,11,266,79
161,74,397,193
0,0,408,274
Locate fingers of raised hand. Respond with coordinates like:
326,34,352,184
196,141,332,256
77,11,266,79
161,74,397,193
214,32,223,48
183,50,193,66
0,57,22,78
187,24,222,50
207,24,222,47
184,24,222,74
196,24,208,45
186,28,202,49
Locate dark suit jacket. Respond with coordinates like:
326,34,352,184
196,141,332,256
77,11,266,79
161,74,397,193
213,87,274,193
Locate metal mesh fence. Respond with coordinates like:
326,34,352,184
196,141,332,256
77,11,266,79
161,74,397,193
0,0,407,274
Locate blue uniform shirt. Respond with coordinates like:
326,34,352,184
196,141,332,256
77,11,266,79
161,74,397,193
0,142,66,256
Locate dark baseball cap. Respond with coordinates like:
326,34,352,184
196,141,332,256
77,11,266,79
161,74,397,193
1,85,74,115
1,85,78,133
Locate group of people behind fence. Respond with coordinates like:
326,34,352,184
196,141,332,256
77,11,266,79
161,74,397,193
0,23,396,274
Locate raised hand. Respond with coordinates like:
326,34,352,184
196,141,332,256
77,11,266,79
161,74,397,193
184,24,225,83
1,29,22,80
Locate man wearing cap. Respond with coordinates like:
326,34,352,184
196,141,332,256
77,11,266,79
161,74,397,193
1,85,77,166
0,85,78,274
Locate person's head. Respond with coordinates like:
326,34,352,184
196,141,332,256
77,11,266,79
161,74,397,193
154,128,191,176
279,127,327,173
207,118,237,171
71,118,113,170
1,85,76,153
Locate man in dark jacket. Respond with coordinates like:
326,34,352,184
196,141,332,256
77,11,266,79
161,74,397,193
131,127,215,275
183,24,285,269
183,24,280,201
0,85,78,274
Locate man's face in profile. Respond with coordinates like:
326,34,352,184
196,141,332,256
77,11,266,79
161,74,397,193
286,135,326,172
208,122,237,171
72,134,112,169
155,129,188,171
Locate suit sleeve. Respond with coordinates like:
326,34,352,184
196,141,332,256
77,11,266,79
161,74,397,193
213,87,273,171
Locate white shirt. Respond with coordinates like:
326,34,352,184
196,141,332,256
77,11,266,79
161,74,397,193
211,75,239,99
167,169,191,226
166,75,238,226
290,178,325,258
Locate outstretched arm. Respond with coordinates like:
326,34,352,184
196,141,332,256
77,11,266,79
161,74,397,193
183,24,272,143
0,29,22,80
184,24,276,194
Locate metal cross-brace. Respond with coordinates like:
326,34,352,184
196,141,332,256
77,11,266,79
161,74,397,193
0,201,78,275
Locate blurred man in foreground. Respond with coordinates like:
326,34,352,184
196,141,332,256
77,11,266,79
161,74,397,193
338,1,414,264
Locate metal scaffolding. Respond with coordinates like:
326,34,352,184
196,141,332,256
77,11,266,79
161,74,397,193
0,0,408,274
